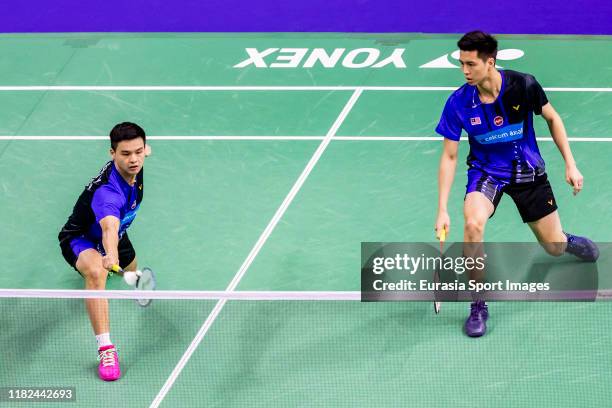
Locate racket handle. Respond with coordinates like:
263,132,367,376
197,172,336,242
111,264,123,273
434,228,446,315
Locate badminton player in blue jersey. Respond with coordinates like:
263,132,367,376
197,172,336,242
59,122,149,380
434,31,598,337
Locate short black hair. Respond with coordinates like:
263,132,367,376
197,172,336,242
109,122,146,151
457,31,498,62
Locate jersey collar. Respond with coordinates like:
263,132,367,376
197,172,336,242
112,162,137,191
471,69,505,108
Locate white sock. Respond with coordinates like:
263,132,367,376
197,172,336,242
96,333,112,348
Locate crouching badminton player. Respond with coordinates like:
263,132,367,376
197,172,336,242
58,122,149,381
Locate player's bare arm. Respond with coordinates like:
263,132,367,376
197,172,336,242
436,138,459,238
541,103,584,195
99,215,120,270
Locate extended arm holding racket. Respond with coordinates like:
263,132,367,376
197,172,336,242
435,138,458,238
99,216,120,271
434,138,457,314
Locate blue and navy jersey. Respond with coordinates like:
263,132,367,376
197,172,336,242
436,70,549,183
59,161,143,244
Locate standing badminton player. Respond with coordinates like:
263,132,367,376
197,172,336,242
434,31,598,338
59,122,148,380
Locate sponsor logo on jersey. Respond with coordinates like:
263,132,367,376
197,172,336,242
473,123,523,145
470,117,481,125
494,116,504,126
120,208,139,231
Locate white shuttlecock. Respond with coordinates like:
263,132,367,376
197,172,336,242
123,270,142,286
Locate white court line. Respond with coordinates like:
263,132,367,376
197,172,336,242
0,289,363,301
0,85,612,92
148,88,364,408
2,289,611,301
0,86,443,91
336,136,612,142
0,135,324,141
2,135,612,142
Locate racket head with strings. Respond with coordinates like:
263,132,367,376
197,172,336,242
434,228,446,314
135,267,156,307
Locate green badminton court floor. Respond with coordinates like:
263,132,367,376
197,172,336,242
1,33,612,407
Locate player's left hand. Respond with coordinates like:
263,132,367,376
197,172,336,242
565,164,583,196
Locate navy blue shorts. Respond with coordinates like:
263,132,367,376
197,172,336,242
466,169,558,223
59,233,136,273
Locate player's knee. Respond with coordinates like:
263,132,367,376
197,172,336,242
464,218,485,239
82,267,108,288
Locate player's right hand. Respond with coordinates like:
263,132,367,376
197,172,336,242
565,164,583,196
102,255,119,271
435,212,450,239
